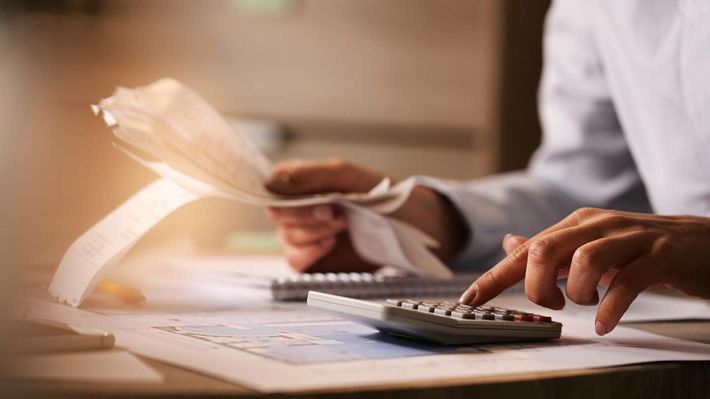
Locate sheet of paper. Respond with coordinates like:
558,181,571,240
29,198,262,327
97,78,410,208
489,286,710,324
96,253,708,322
50,79,452,306
158,254,297,279
6,350,163,383
21,294,710,393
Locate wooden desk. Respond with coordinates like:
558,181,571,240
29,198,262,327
7,321,710,399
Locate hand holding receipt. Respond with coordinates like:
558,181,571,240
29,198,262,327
49,79,454,307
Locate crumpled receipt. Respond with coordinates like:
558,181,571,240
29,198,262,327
49,78,452,307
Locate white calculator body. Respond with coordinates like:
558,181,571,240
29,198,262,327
307,291,562,345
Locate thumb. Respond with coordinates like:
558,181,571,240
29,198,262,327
266,158,386,196
502,233,528,255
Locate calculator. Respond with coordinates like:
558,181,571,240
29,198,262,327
307,291,562,345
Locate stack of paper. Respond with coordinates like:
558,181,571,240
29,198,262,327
21,293,710,393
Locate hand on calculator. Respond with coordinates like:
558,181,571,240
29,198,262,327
460,210,710,336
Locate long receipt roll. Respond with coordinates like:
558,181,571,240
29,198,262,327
49,178,201,306
49,79,453,307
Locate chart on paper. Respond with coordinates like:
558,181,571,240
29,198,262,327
153,319,486,364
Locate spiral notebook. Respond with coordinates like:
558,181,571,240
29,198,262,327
221,271,478,301
130,255,480,302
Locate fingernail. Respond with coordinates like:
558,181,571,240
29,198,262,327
458,283,478,304
313,205,334,222
502,233,512,248
595,320,607,336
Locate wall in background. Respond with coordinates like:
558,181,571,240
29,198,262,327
498,0,549,172
1,0,549,266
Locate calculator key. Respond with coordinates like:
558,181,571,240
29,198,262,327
451,311,475,319
474,311,495,320
386,297,550,324
514,313,534,322
492,307,514,314
434,308,453,316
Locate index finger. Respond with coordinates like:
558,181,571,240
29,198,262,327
459,208,596,305
459,242,529,305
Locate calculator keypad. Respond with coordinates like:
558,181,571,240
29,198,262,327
387,299,552,323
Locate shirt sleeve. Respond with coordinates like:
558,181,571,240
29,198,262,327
422,0,651,270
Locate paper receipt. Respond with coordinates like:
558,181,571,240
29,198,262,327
49,79,452,307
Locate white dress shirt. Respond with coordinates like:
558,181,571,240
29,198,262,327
429,0,710,268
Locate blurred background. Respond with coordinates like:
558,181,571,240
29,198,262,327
0,0,550,273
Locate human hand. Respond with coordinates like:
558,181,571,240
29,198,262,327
458,208,710,335
265,159,467,273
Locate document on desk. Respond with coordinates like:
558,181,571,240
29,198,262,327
22,292,710,393
50,78,452,307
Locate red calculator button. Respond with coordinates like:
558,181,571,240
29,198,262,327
514,313,534,322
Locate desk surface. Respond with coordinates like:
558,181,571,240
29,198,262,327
9,320,710,399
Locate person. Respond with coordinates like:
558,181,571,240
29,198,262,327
264,0,710,336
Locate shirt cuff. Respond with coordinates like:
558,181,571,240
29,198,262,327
414,176,508,271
